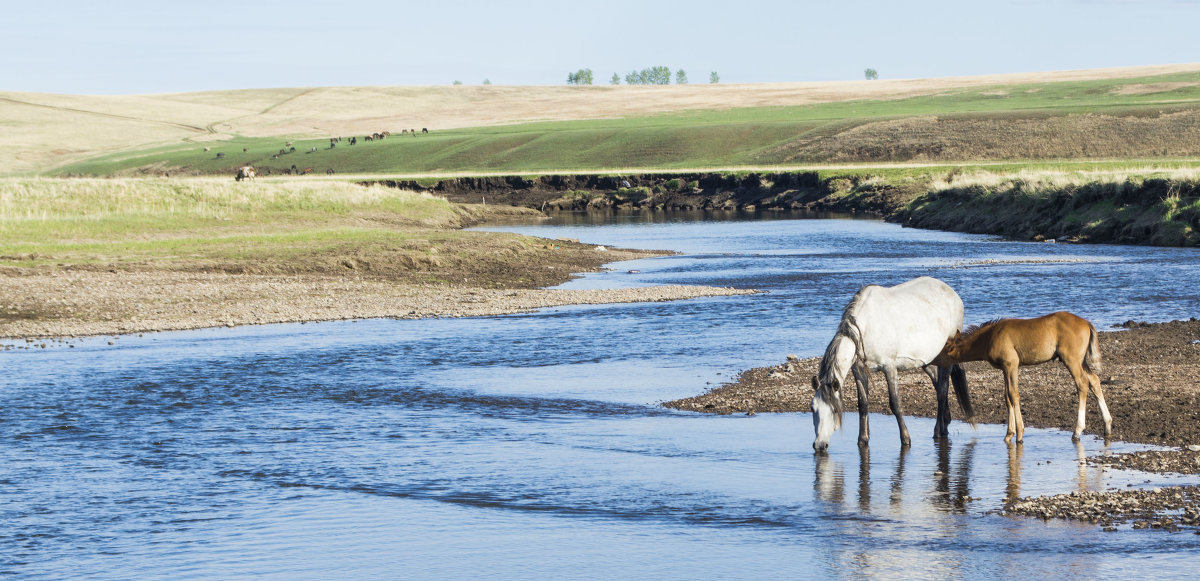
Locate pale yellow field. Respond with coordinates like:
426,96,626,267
3,63,1200,175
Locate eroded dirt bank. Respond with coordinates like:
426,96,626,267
367,171,1200,246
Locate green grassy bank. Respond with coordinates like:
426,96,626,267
0,178,621,287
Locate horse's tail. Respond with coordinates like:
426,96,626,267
951,364,976,428
1083,322,1102,374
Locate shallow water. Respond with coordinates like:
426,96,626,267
4,211,1200,579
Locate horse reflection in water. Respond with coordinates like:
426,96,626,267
813,441,976,515
811,277,975,452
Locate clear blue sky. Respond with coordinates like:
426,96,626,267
5,0,1199,94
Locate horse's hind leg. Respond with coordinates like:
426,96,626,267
924,364,950,439
1063,356,1092,441
883,365,911,447
1080,365,1114,438
852,365,871,447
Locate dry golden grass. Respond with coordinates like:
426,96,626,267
5,63,1200,175
1111,81,1200,95
928,167,1200,193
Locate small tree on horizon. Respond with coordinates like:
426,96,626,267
864,68,879,80
567,68,594,85
610,72,620,85
676,69,688,84
483,78,492,85
709,71,720,84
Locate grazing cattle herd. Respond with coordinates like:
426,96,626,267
219,128,429,180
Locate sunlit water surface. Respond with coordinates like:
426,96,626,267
4,211,1200,579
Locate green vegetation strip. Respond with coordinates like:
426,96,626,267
51,71,1200,178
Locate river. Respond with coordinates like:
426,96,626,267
4,211,1200,579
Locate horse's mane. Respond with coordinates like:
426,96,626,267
819,291,867,382
961,318,1005,339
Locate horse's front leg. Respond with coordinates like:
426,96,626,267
883,365,910,447
1002,362,1024,443
924,364,951,439
851,365,871,447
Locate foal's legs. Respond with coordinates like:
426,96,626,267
1064,355,1115,439
1062,354,1092,441
882,365,911,447
1001,360,1024,443
851,365,871,447
1088,371,1114,437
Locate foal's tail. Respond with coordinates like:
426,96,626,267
1083,323,1102,374
951,364,976,428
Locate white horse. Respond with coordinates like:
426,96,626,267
811,276,974,452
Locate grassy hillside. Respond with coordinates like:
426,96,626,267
6,64,1200,177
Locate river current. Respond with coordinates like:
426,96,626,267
4,211,1200,579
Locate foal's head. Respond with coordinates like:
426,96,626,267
938,331,965,362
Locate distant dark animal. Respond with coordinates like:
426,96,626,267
401,129,409,134
350,137,357,145
363,135,374,142
291,164,298,174
289,147,296,153
216,152,225,158
326,168,334,174
303,167,313,175
235,165,256,181
243,148,248,152
940,311,1112,443
422,128,428,134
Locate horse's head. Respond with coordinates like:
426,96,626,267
929,331,963,366
811,374,844,453
940,331,964,362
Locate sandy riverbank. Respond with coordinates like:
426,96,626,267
0,269,754,340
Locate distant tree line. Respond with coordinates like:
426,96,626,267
567,69,594,85
571,67,720,86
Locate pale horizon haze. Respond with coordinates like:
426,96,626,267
4,0,1200,95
